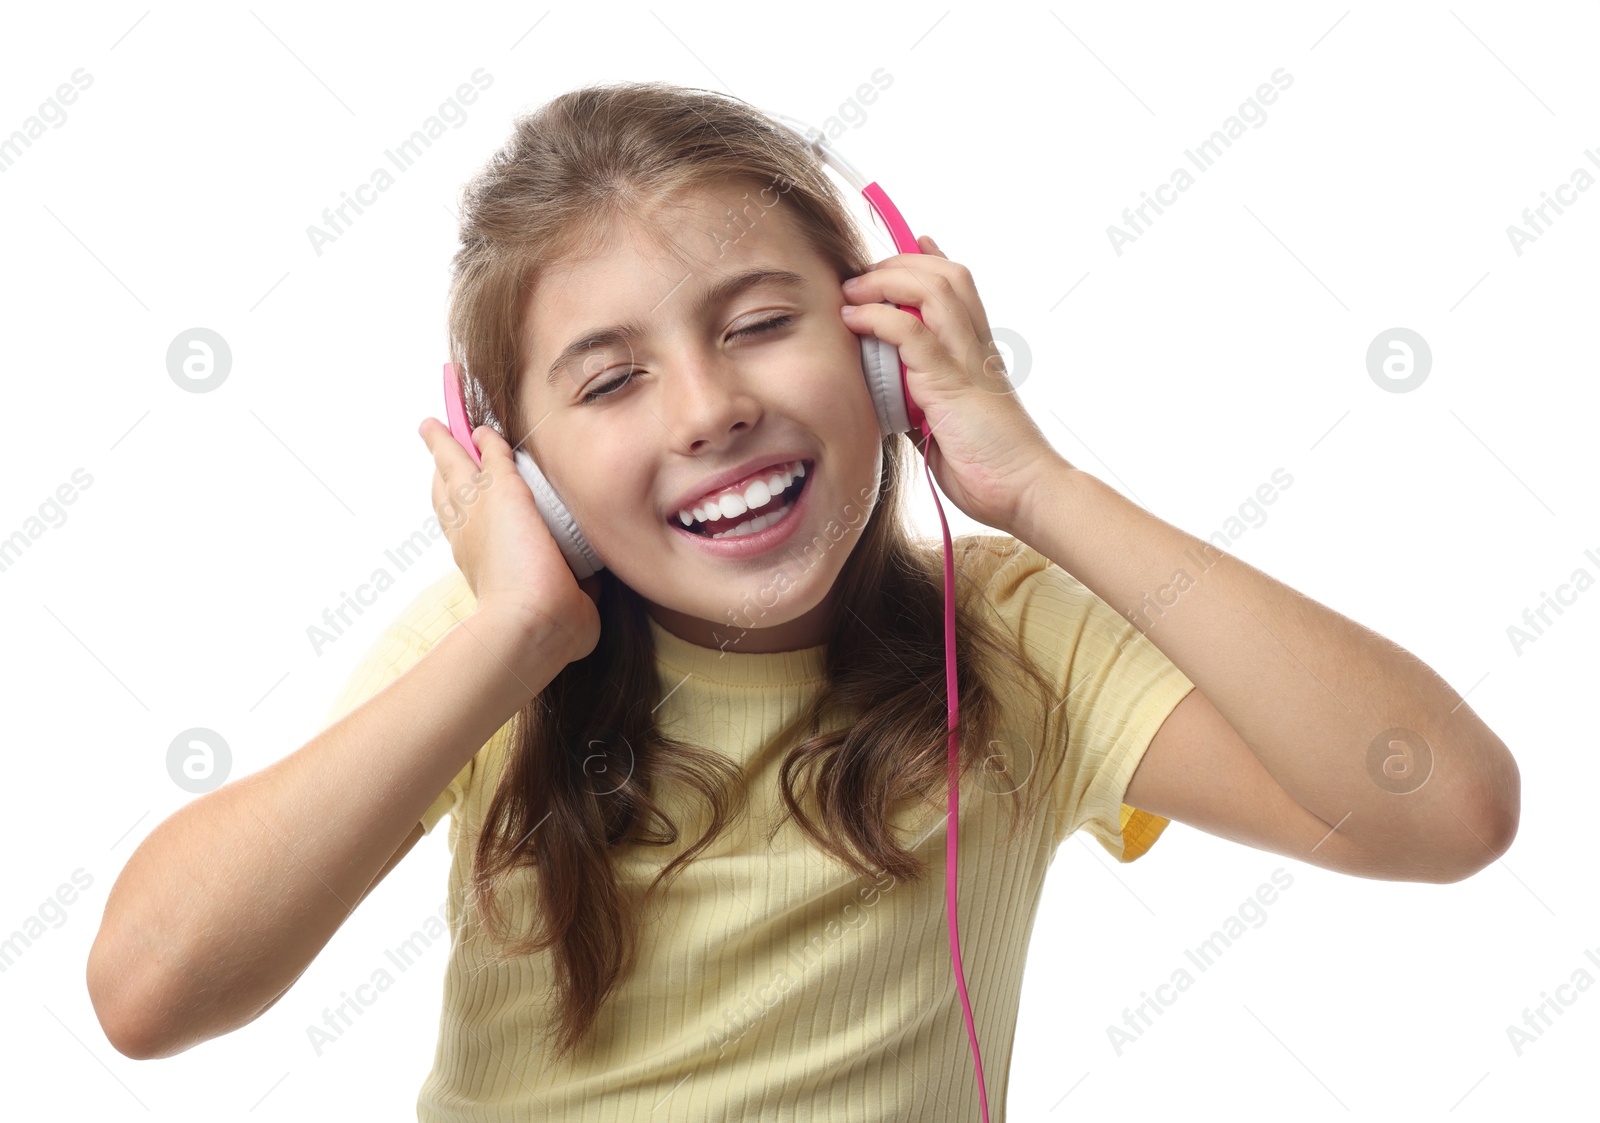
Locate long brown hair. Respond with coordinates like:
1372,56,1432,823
444,80,1067,1061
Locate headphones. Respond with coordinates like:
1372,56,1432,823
440,110,991,1122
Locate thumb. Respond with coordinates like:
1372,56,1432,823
473,424,518,465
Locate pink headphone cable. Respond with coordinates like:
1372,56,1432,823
928,444,988,1122
858,177,990,1122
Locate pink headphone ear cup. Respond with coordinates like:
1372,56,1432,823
859,332,912,437
513,449,605,579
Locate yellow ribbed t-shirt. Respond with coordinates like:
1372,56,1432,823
321,534,1195,1121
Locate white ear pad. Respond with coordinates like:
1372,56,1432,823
513,449,605,581
512,331,909,581
858,331,912,437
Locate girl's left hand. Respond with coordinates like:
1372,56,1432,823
839,236,1066,536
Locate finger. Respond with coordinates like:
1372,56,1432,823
838,302,954,392
841,265,975,342
419,415,479,481
857,240,970,317
472,425,531,500
471,423,507,462
421,418,496,531
428,454,462,536
851,245,999,361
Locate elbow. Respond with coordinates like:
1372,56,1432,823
87,977,149,1061
86,936,169,1061
1485,785,1521,865
1473,748,1521,868
1436,763,1522,885
93,985,185,1062
102,1019,162,1063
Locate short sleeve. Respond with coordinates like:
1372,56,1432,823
975,536,1195,862
318,572,488,837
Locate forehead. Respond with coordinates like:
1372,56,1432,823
522,181,819,374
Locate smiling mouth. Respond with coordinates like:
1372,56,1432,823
674,467,810,537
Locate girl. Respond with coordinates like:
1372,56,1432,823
89,79,1517,1121
397,79,1112,1119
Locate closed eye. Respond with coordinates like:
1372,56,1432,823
735,314,794,338
577,315,797,404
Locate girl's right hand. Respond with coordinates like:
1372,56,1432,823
419,418,602,665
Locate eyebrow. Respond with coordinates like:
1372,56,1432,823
544,267,809,388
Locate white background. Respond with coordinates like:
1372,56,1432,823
1,2,1594,1119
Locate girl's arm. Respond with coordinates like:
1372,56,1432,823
86,608,569,1059
1014,460,1519,881
840,241,1516,879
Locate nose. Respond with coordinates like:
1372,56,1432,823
659,349,763,454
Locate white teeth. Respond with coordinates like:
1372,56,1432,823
710,497,796,538
741,479,772,513
676,460,805,530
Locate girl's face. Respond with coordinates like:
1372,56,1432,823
517,182,883,653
